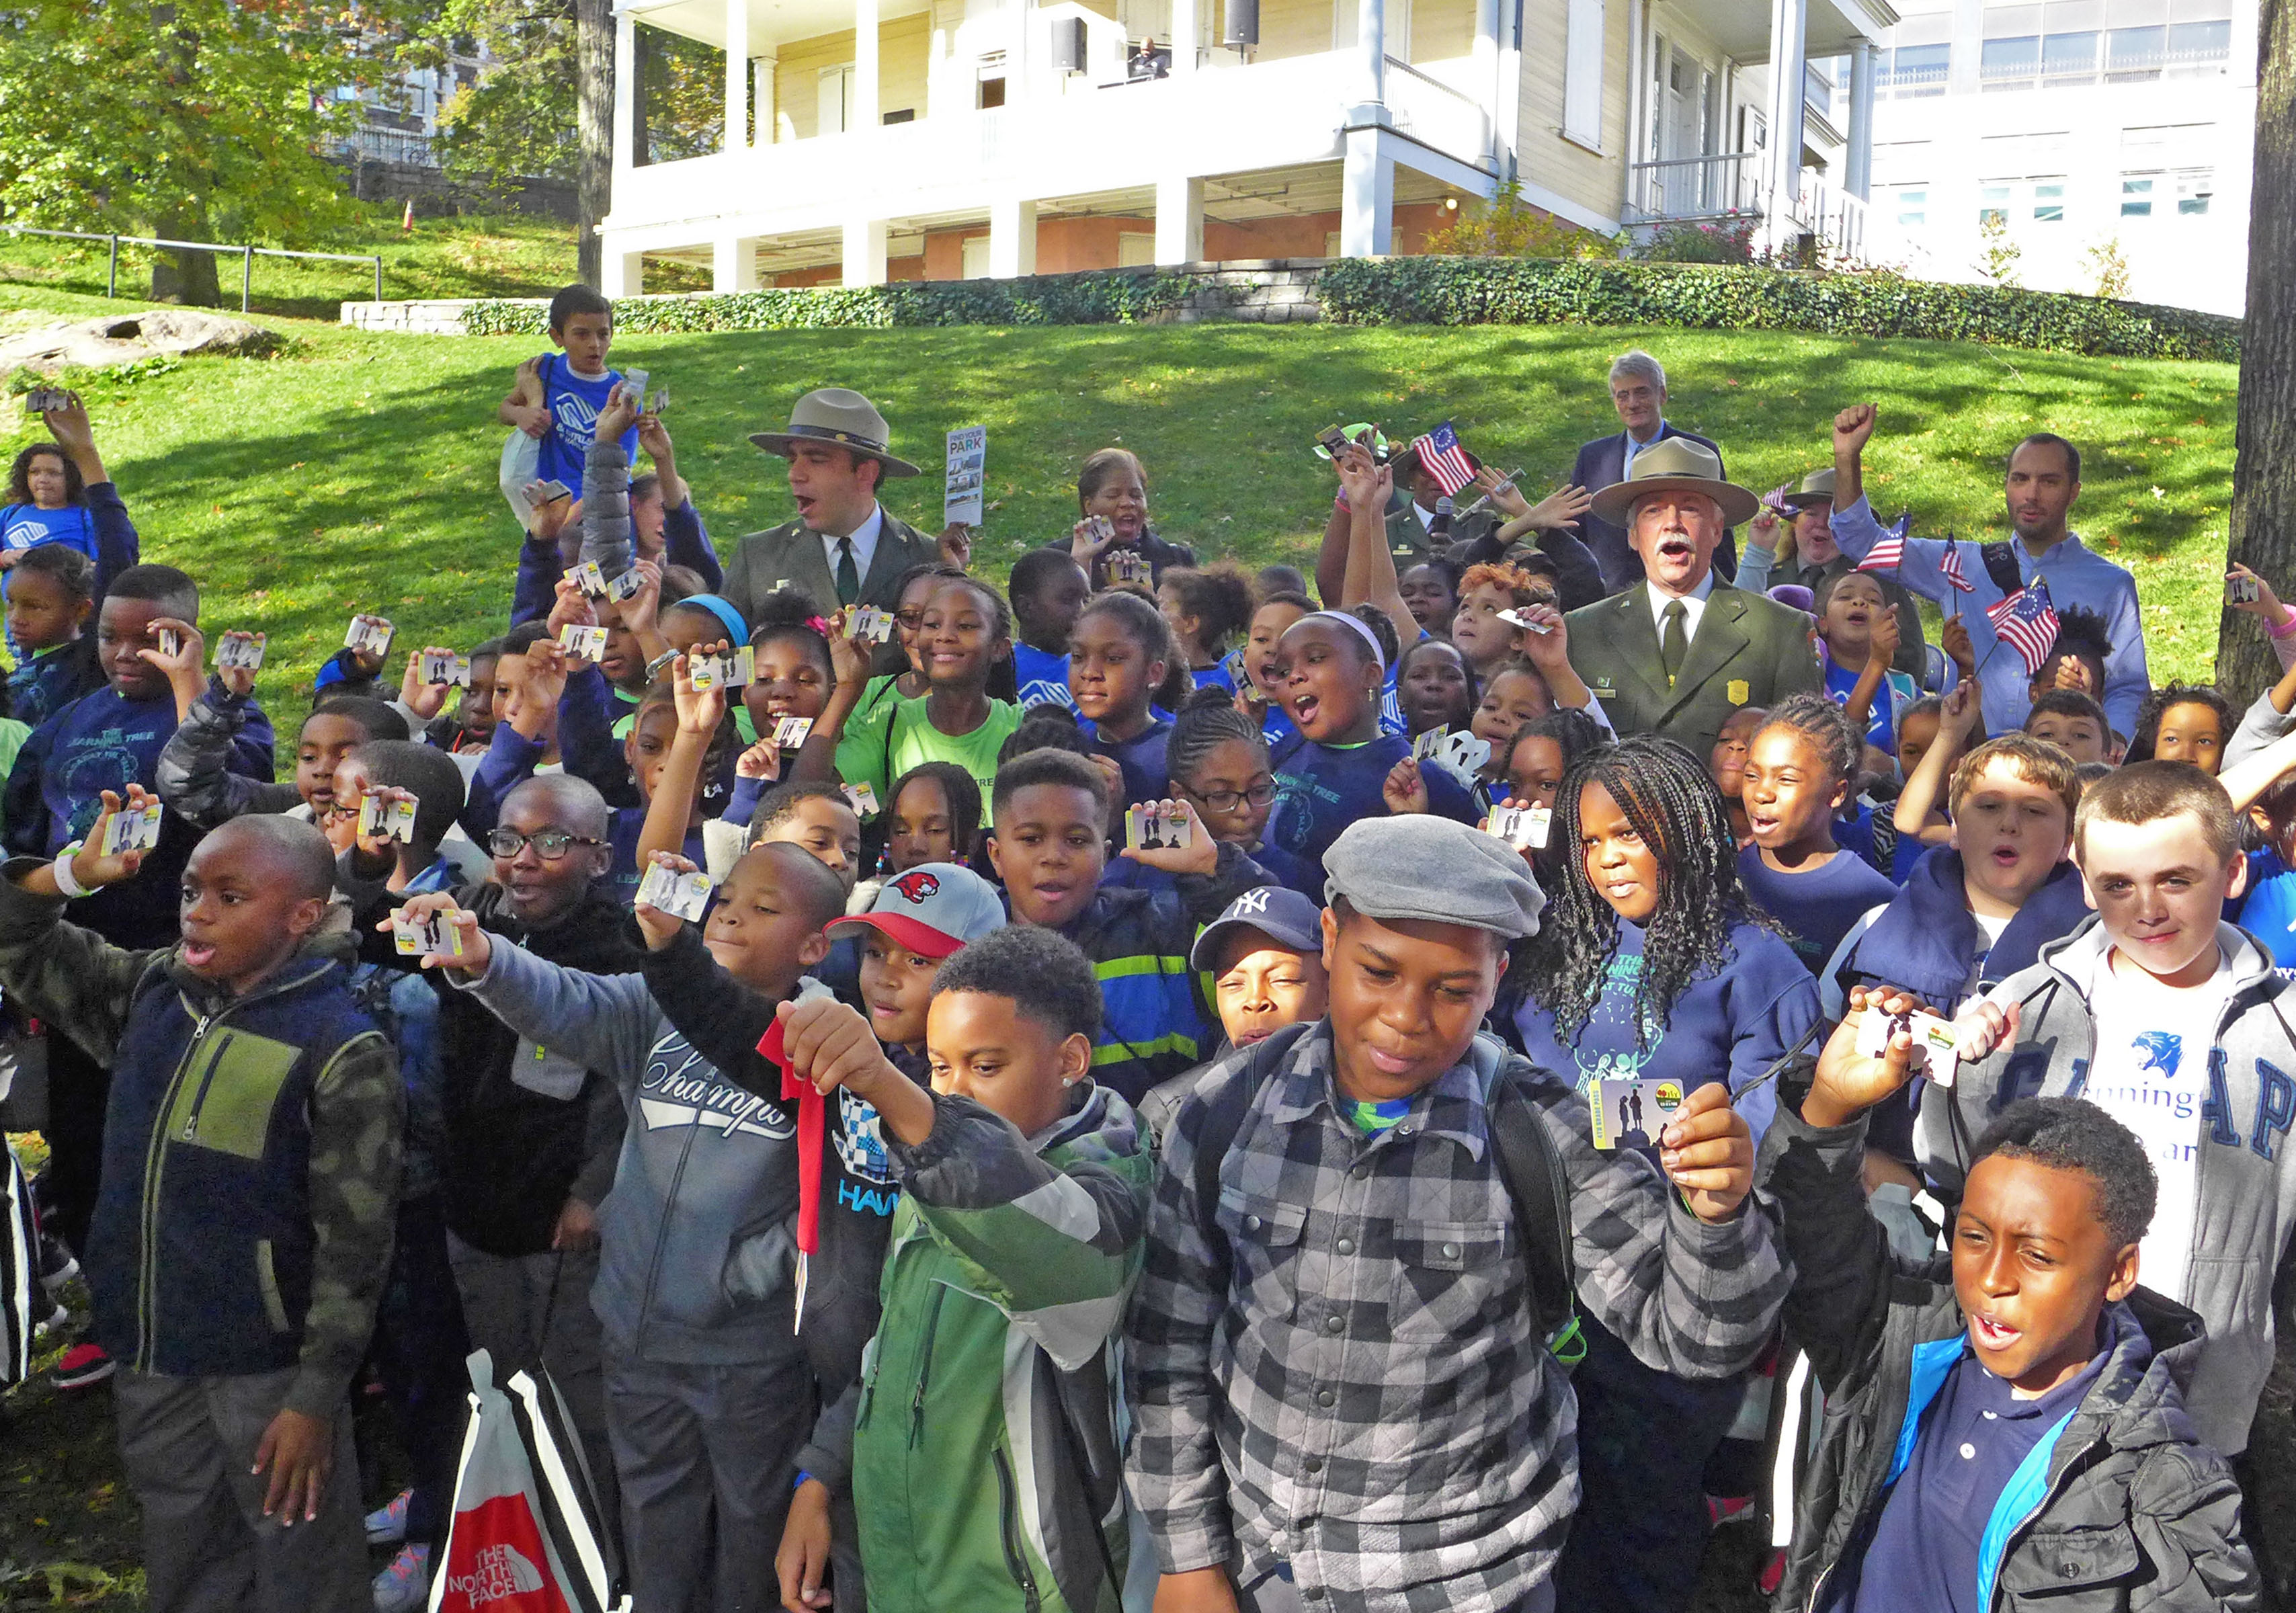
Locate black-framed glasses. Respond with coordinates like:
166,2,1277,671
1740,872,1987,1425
1186,780,1276,813
486,829,610,860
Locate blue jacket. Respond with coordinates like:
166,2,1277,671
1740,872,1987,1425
1763,1101,2257,1612
1841,848,2093,1013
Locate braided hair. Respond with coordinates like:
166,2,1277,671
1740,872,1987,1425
1168,684,1268,788
1518,735,1767,1047
1756,692,1862,790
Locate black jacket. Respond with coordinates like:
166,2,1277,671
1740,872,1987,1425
1762,1101,2258,1612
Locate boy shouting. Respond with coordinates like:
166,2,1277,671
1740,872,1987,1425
1126,815,1785,1613
0,791,401,1611
1924,763,2296,1494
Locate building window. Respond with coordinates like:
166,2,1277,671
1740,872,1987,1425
2178,169,2214,214
1981,35,2040,86
2033,180,2065,221
2168,17,2231,65
2106,24,2165,77
1884,42,1950,95
2041,30,2097,81
1895,187,1928,227
2121,175,2155,216
1979,184,2011,225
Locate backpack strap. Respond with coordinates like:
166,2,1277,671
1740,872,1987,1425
1979,540,2024,599
1481,1060,1580,1360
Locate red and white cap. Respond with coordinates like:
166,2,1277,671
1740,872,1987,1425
825,862,1007,959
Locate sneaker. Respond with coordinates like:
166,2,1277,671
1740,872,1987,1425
50,1341,113,1389
364,1487,412,1546
1758,1547,1789,1596
32,1296,69,1339
36,1231,78,1294
371,1542,430,1613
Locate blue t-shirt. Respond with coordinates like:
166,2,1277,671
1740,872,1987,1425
1192,662,1235,694
2233,850,2296,970
1511,919,1814,1147
534,351,639,489
1821,655,1915,753
0,502,95,559
1267,731,1475,896
1737,844,1900,974
1014,643,1077,714
1081,715,1172,811
1840,1329,2112,1613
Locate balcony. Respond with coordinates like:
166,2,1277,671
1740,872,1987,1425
1623,152,1867,257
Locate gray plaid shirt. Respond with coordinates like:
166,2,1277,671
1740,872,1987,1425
1124,1024,1789,1613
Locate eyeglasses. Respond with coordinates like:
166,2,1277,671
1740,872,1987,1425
485,829,610,860
1184,780,1276,813
894,610,926,630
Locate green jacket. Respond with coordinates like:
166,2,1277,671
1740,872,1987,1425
1563,581,1824,762
723,507,940,622
850,1083,1153,1613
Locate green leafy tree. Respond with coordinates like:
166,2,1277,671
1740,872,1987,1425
1422,180,1612,260
404,0,577,185
1973,212,2023,286
0,0,376,304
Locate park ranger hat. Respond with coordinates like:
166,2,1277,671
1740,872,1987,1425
1588,436,1762,528
1780,466,1837,509
749,387,921,477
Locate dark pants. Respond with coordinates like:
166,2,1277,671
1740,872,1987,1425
38,1031,107,1252
114,1366,368,1613
1553,1315,1748,1613
1235,1565,1555,1613
365,1193,469,1553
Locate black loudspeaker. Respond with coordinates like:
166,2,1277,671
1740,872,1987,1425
1224,0,1258,47
1052,16,1087,72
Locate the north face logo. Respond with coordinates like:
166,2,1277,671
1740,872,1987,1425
436,1496,568,1613
891,870,941,904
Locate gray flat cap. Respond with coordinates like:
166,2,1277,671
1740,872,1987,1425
1323,816,1545,940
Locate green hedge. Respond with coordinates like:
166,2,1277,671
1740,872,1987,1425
460,272,1199,336
1315,257,2241,362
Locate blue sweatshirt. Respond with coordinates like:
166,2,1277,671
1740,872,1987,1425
3,685,275,946
534,352,639,490
1267,731,1475,897
1082,714,1172,811
1510,917,1815,1146
1737,844,1900,975
1012,643,1076,714
0,482,138,597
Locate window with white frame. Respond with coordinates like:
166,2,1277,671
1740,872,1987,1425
2121,174,2156,216
1563,0,1606,147
2032,179,2067,220
2177,168,2214,213
1979,183,2012,224
1893,185,1930,227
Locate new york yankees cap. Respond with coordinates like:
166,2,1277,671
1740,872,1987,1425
1188,884,1325,973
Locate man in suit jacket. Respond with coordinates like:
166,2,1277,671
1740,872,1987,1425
725,387,946,622
1571,349,1737,592
1563,436,1821,763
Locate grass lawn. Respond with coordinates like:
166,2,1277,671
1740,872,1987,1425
0,294,2248,708
0,287,2285,1612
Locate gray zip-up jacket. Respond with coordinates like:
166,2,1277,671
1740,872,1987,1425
1916,915,2296,1456
1767,1101,2256,1612
456,936,829,1366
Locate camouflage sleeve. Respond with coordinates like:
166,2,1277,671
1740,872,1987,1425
0,857,157,1063
286,1030,404,1418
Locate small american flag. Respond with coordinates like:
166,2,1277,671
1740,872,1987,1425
1938,540,1976,593
1413,421,1478,499
1854,513,1912,574
1985,578,2060,675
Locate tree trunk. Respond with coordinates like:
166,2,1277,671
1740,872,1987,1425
150,206,220,306
2221,0,2295,698
576,0,614,288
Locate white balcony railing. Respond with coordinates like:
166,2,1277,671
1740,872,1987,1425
1793,177,1867,258
1624,153,1760,223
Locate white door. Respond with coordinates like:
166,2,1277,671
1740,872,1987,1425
818,64,854,135
961,235,992,278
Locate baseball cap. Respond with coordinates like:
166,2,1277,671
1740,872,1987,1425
1188,885,1325,973
825,862,1006,958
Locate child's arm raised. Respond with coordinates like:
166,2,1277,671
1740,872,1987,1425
779,995,1152,1364
0,788,167,1062
2216,721,2296,815
2221,659,2296,770
458,648,561,839
1838,610,1899,737
1333,444,1416,652
633,657,723,869
787,617,876,785
45,396,141,591
579,383,643,577
1894,681,1978,843
153,655,299,829
499,356,549,438
632,857,784,1091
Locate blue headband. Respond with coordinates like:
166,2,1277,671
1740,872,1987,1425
675,593,751,647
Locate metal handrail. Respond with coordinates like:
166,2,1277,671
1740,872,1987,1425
0,224,384,308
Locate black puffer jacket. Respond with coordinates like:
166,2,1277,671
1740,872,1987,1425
1762,1101,2259,1612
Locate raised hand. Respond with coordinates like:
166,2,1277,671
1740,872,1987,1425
670,644,728,735
593,380,643,444
546,576,597,638
1834,403,1878,456
1746,505,1784,559
1656,1081,1758,1223
1120,798,1219,874
937,522,974,572
525,482,573,544
735,737,783,783
69,788,157,890
1941,614,1976,679
632,850,704,950
1867,607,1901,671
1804,985,1932,1128
376,891,491,975
1382,756,1430,815
1523,483,1591,532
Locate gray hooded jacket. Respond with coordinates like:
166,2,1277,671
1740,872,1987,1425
1916,913,2296,1456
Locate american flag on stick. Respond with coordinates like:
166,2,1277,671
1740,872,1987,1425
1985,578,2060,675
1413,422,1478,498
1854,512,1913,574
1938,540,1976,593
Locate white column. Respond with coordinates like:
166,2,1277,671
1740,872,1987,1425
1844,40,1875,199
842,218,889,285
989,196,1038,276
613,11,638,172
725,0,749,150
602,248,645,296
854,0,882,130
1352,0,1387,118
1472,0,1500,167
1495,0,1522,175
1761,0,1808,247
1340,126,1394,254
1622,0,1646,210
1170,0,1199,74
754,52,779,142
714,237,761,290
1155,175,1204,263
